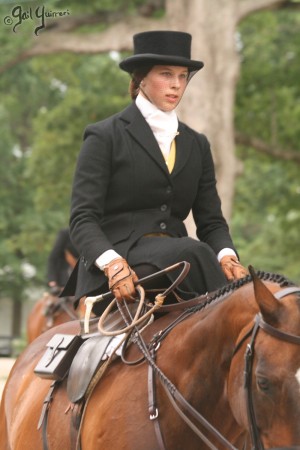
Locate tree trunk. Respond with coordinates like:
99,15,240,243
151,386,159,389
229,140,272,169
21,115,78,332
168,0,240,228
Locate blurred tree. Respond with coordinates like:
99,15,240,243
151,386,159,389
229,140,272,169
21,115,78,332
0,62,61,297
0,0,299,308
28,53,129,214
232,10,300,282
1,0,299,217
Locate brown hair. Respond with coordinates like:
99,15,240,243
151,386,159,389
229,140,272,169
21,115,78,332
129,66,153,100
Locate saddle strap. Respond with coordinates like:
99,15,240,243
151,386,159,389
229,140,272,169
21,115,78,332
148,352,166,450
70,401,85,450
37,380,58,450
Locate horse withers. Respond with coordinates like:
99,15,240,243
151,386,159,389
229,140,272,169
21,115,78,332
1,268,300,449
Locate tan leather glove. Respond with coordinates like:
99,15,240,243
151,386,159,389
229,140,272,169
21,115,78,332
104,258,138,302
220,256,248,282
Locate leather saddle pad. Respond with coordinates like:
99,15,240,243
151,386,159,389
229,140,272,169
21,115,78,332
67,334,113,403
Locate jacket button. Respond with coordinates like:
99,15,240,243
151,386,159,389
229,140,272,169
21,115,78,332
160,204,167,212
81,256,87,267
160,222,167,230
166,186,172,195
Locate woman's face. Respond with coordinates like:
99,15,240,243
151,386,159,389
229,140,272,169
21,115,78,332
140,65,189,112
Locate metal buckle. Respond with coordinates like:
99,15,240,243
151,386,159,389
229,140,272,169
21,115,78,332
150,408,158,420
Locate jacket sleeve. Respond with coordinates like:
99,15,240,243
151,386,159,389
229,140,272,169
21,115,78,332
69,123,115,271
191,134,236,255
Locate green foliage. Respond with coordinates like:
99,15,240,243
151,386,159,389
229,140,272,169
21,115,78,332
236,10,300,144
0,51,130,297
1,2,299,306
233,10,300,283
0,3,34,67
28,53,129,214
0,73,44,296
0,183,39,295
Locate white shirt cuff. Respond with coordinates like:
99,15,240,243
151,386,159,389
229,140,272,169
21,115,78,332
217,248,237,262
95,250,121,270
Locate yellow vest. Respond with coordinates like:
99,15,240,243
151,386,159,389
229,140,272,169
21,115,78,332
164,139,176,173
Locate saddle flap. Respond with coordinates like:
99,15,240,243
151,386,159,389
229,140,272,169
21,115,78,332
67,334,113,403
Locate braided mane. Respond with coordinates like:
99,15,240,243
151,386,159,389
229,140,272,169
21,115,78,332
217,270,294,295
189,270,296,314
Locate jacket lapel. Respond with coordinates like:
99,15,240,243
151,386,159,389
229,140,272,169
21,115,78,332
120,103,194,177
120,103,170,176
171,122,194,177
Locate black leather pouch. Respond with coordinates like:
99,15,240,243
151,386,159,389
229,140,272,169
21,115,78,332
34,334,83,381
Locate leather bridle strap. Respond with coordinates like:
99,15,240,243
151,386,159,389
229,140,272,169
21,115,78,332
274,287,300,300
244,316,264,450
259,316,300,345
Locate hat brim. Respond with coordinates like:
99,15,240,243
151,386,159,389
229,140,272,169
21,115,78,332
119,53,204,73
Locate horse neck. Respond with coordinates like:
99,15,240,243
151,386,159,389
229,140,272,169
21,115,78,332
156,278,292,401
183,282,259,349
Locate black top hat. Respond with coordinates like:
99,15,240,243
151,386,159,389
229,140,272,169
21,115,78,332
119,30,204,74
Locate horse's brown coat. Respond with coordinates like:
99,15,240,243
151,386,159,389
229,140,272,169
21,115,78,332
1,274,300,449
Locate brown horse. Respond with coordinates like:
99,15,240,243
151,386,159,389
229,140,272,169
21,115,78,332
1,268,300,449
27,293,85,343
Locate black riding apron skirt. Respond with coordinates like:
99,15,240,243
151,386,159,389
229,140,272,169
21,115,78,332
76,235,228,316
127,235,227,298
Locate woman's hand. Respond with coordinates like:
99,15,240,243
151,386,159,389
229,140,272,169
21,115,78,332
104,258,138,302
220,256,248,282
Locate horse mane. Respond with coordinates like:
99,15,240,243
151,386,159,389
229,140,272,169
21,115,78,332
189,270,296,314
